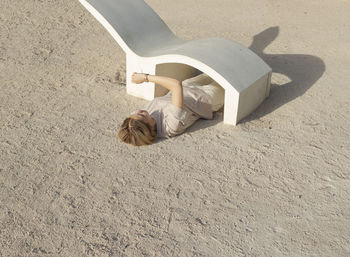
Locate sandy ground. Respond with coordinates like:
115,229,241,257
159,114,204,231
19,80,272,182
1,0,350,256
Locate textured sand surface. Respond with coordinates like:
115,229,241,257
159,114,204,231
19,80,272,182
1,0,349,256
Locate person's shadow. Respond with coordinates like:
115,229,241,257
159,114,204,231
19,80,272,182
185,26,326,134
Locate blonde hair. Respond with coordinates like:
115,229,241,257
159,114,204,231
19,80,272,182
118,117,157,146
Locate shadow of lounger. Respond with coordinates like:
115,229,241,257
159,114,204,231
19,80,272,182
245,26,326,123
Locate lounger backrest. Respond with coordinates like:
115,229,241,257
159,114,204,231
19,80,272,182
84,0,179,55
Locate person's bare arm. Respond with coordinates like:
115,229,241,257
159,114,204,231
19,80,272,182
132,73,183,109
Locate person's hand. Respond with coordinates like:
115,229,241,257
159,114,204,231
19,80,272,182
131,72,147,84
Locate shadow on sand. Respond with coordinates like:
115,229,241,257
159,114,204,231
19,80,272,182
242,26,326,123
185,26,326,134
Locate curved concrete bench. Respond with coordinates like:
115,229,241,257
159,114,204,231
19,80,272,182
78,0,272,125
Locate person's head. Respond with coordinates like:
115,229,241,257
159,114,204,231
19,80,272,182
118,110,157,146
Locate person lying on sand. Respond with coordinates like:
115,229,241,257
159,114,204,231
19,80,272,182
118,72,225,146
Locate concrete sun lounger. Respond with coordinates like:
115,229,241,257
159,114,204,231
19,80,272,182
78,0,272,125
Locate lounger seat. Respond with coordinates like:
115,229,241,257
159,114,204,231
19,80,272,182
78,0,272,125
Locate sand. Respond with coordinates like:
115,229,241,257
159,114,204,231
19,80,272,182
0,0,349,256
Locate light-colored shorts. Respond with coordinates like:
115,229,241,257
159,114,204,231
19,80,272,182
182,73,225,112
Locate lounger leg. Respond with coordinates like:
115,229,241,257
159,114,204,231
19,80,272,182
265,71,272,98
126,54,156,101
223,88,239,125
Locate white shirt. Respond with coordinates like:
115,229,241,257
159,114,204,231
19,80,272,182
145,84,213,138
